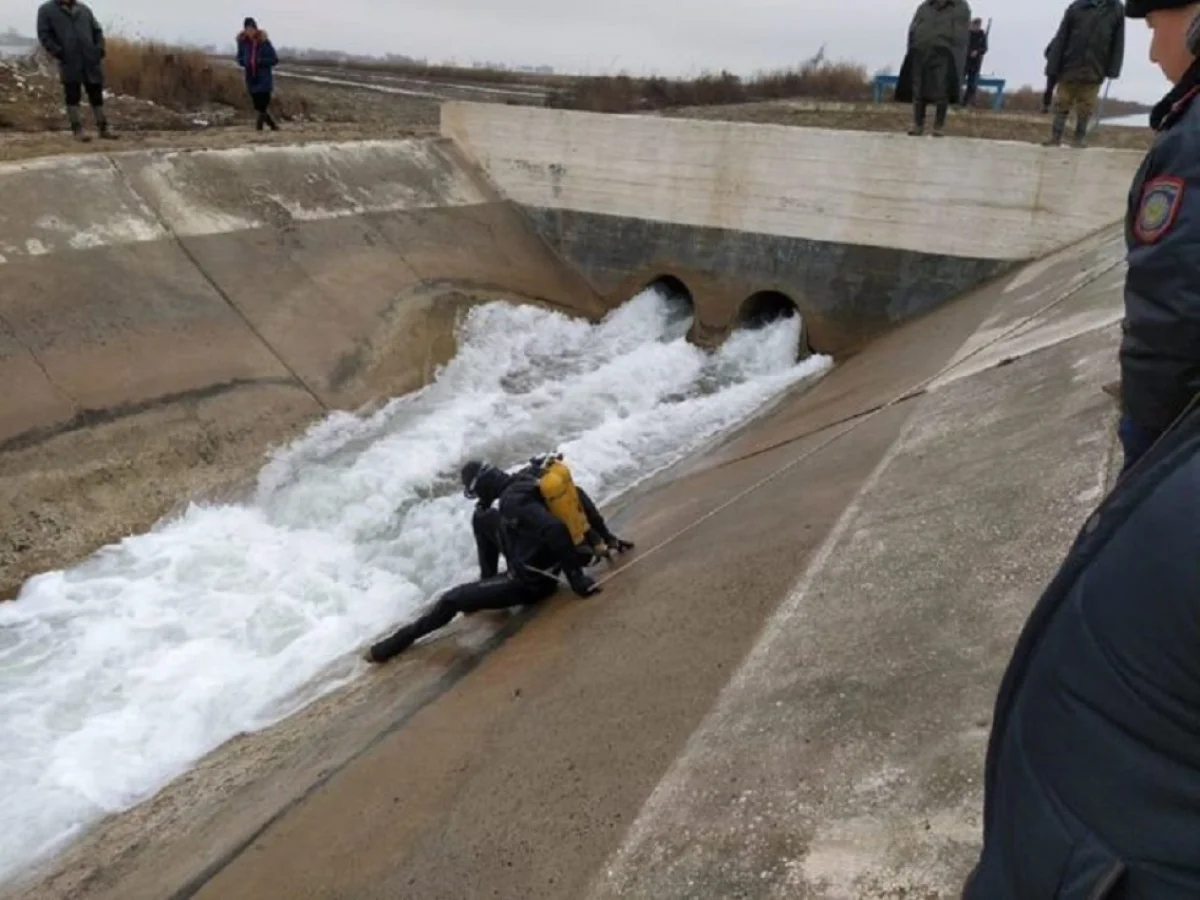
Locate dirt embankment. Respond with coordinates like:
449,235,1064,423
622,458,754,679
0,54,439,162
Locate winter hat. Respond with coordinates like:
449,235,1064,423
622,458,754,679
1126,0,1198,19
243,17,258,29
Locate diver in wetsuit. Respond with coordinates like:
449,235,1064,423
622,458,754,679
366,459,634,663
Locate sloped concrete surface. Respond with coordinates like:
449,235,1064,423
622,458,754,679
0,140,602,598
590,303,1120,899
2,218,1130,900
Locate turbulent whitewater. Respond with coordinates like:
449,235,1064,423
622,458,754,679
0,288,830,882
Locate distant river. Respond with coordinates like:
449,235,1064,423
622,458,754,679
1103,112,1150,128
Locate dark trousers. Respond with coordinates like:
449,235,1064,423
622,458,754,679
1118,414,1159,475
64,81,104,107
913,101,949,130
250,91,277,130
369,574,557,662
963,67,981,106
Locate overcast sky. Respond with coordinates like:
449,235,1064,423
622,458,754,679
0,0,1168,103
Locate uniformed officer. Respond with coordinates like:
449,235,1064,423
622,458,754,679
962,6,1200,897
1118,0,1200,472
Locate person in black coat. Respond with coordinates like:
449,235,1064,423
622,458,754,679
366,461,633,663
36,0,114,141
962,18,989,106
964,6,1200,897
235,17,279,131
894,0,973,136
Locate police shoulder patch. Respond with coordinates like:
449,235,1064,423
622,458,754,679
1134,176,1185,245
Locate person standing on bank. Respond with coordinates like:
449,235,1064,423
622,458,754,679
236,17,279,131
896,0,972,137
36,0,115,142
963,7,1200,892
1043,0,1126,147
963,18,989,106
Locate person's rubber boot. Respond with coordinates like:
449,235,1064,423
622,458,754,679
94,109,117,140
67,105,90,142
932,103,948,137
255,112,265,132
1071,116,1089,149
908,103,926,136
1044,113,1067,147
264,112,279,132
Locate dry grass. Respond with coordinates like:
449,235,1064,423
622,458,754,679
102,37,311,118
554,58,870,113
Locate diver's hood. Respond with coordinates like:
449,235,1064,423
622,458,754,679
462,461,511,506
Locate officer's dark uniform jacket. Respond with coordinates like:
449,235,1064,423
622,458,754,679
1121,58,1200,439
963,408,1200,892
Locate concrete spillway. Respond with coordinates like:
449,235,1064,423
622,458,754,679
0,104,1143,899
0,108,1139,600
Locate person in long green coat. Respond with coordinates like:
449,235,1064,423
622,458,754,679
895,0,972,136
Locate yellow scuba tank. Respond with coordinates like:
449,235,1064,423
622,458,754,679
532,454,590,547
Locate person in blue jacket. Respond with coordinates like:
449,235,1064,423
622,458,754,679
964,9,1200,898
235,17,278,131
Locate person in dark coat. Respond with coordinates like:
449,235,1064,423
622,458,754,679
366,460,633,663
36,0,114,141
235,17,279,131
895,0,972,136
962,18,989,106
963,7,1200,895
1044,0,1126,147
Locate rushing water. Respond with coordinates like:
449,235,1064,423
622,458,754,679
0,288,831,882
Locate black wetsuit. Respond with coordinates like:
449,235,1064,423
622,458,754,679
368,473,614,662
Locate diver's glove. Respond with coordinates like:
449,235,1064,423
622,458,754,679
565,567,602,598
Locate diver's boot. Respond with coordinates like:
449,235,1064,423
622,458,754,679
932,102,948,137
908,102,926,136
365,625,419,664
1044,113,1067,147
67,105,90,142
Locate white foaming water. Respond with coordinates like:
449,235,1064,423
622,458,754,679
0,288,830,882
